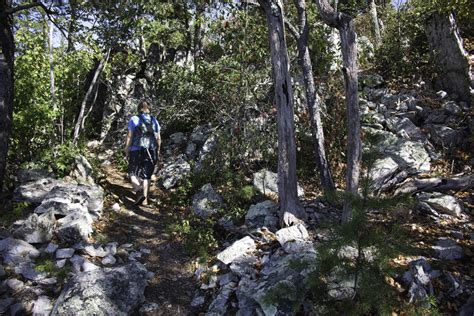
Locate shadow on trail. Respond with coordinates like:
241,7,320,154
99,166,198,316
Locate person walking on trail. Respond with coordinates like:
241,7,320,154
124,101,161,206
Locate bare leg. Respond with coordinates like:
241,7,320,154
130,175,142,192
142,179,149,205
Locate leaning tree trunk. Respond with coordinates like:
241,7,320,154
369,0,382,48
73,49,110,145
425,12,473,103
0,0,15,192
259,0,306,226
292,0,335,193
314,0,361,223
48,20,56,111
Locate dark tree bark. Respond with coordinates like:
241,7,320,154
258,0,306,226
73,48,111,144
287,0,335,194
0,0,15,192
394,175,474,195
314,0,361,223
425,13,473,102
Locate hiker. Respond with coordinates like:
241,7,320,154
124,100,161,205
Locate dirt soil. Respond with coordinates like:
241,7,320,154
97,165,199,316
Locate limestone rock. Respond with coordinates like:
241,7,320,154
0,238,40,266
51,262,148,316
245,200,279,230
32,295,53,316
253,169,304,199
17,169,54,185
56,211,94,244
427,125,464,148
56,248,75,259
13,178,61,204
432,238,464,260
418,192,463,217
11,210,56,244
216,236,256,265
158,155,191,190
192,184,224,219
73,155,94,185
206,284,234,315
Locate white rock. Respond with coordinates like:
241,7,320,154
275,224,310,247
216,236,256,265
56,248,75,259
44,243,59,254
6,278,24,291
56,259,67,268
102,255,117,265
112,203,120,212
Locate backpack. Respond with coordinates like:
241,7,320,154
133,114,157,150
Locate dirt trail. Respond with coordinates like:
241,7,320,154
98,165,197,315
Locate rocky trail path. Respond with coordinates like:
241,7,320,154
98,165,197,315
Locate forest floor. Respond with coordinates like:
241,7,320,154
95,165,473,315
95,165,198,316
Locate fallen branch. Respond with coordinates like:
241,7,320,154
394,175,474,195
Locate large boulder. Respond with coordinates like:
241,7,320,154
11,210,56,244
236,251,317,315
51,262,148,316
0,238,40,266
216,236,256,265
35,183,103,219
245,200,279,230
158,155,191,190
56,211,94,244
13,178,62,204
192,184,224,219
253,169,304,199
417,192,463,217
275,224,314,254
72,155,95,185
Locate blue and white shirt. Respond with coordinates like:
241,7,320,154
128,113,160,151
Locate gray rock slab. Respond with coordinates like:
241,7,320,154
44,243,58,254
216,236,256,265
432,238,464,260
6,278,24,292
192,184,224,219
418,192,463,217
275,224,309,246
12,210,56,244
56,211,94,244
253,169,304,198
13,178,61,203
158,155,191,190
51,262,148,316
56,248,75,259
17,169,54,185
0,238,40,266
32,295,53,316
245,200,278,230
206,284,234,316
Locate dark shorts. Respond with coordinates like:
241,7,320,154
128,148,157,180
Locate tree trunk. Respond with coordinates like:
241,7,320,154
0,0,14,192
369,0,382,47
425,13,473,102
314,0,361,223
259,0,306,226
292,0,335,193
394,175,474,195
73,49,111,144
48,20,56,111
66,0,77,53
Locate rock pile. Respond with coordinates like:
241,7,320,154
1,161,150,315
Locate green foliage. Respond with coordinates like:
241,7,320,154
309,135,413,314
39,141,82,178
0,202,32,226
167,217,218,258
35,255,71,281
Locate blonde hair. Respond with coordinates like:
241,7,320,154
137,101,150,114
